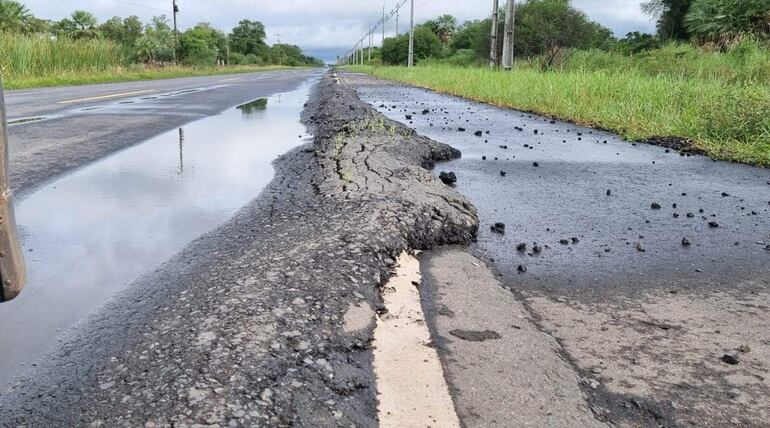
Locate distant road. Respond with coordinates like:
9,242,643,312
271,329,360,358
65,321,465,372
5,69,321,195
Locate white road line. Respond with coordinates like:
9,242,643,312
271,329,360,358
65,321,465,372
219,77,242,82
373,253,461,428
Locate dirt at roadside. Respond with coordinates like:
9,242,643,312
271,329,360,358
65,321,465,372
528,285,770,427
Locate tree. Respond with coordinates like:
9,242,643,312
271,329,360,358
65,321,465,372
135,15,175,63
685,0,770,43
0,0,32,33
641,0,693,40
382,25,442,65
54,10,99,39
179,23,226,65
616,31,661,54
100,16,143,48
229,20,269,57
515,0,613,68
425,14,458,44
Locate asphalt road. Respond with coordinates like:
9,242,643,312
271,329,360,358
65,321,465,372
353,72,770,427
6,69,320,195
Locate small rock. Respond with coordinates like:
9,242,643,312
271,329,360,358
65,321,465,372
682,238,691,246
722,352,740,365
491,223,506,234
708,221,719,228
635,242,646,252
516,243,527,252
533,162,540,167
606,189,611,196
439,171,457,185
500,171,507,177
458,127,466,132
474,130,483,137
517,264,527,273
405,115,412,120
559,239,570,245
651,202,662,210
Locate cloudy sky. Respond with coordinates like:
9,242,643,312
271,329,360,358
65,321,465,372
20,0,655,61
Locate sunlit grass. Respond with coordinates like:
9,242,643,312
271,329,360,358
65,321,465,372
0,33,300,89
348,64,770,166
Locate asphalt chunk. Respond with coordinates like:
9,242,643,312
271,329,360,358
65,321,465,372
449,329,502,342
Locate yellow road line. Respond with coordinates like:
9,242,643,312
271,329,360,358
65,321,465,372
57,89,157,104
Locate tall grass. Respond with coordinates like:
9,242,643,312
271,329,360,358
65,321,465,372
561,41,770,85
1,32,128,81
349,62,770,166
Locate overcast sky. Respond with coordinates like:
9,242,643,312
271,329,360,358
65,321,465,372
20,0,655,61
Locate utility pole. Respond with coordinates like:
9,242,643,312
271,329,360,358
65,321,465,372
368,28,372,62
382,2,386,45
407,0,414,67
172,0,179,64
489,0,499,68
225,34,230,66
395,7,399,35
502,0,515,70
276,34,283,65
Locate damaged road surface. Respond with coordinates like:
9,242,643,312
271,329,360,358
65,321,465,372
0,72,478,425
352,72,770,427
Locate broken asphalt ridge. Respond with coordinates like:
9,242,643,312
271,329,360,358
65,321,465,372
0,72,477,425
350,72,770,427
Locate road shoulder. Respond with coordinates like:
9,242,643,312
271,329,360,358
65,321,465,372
420,247,605,427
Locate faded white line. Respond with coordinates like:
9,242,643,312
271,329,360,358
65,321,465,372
373,253,460,428
219,77,242,82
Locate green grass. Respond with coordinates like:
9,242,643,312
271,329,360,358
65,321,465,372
2,64,297,89
0,32,302,89
348,61,770,166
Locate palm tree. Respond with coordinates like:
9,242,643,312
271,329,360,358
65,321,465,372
0,0,32,33
685,0,770,42
70,10,99,39
434,14,458,44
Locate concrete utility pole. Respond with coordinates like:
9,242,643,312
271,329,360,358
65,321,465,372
408,0,414,67
489,0,499,68
172,0,179,64
368,30,372,62
382,2,386,45
276,34,283,65
502,0,515,70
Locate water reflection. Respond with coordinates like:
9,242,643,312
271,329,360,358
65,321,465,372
0,79,316,387
237,98,268,117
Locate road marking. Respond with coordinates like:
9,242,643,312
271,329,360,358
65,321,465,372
219,77,242,82
373,253,461,428
57,89,157,104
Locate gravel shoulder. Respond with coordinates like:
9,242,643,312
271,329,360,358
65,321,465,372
0,71,478,425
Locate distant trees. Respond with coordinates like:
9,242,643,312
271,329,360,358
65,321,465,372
382,26,442,65
0,5,322,67
641,0,693,40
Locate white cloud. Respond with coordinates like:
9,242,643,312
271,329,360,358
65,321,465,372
21,0,656,60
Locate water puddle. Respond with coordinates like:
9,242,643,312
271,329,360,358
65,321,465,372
0,78,317,387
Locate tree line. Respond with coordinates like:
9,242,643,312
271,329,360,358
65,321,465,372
0,0,323,67
376,0,769,67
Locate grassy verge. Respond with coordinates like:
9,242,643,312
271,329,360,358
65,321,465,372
2,65,297,90
347,64,770,166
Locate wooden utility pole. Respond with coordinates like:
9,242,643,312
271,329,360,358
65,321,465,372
502,0,515,70
408,0,414,67
172,0,179,64
489,0,500,68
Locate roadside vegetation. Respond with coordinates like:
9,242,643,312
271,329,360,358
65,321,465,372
0,0,323,88
349,0,770,166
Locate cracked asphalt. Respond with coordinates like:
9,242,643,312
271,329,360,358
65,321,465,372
0,72,478,426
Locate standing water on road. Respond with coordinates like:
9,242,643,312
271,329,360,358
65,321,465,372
0,79,316,387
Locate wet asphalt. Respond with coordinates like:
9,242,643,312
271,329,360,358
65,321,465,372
6,69,320,195
355,77,770,298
